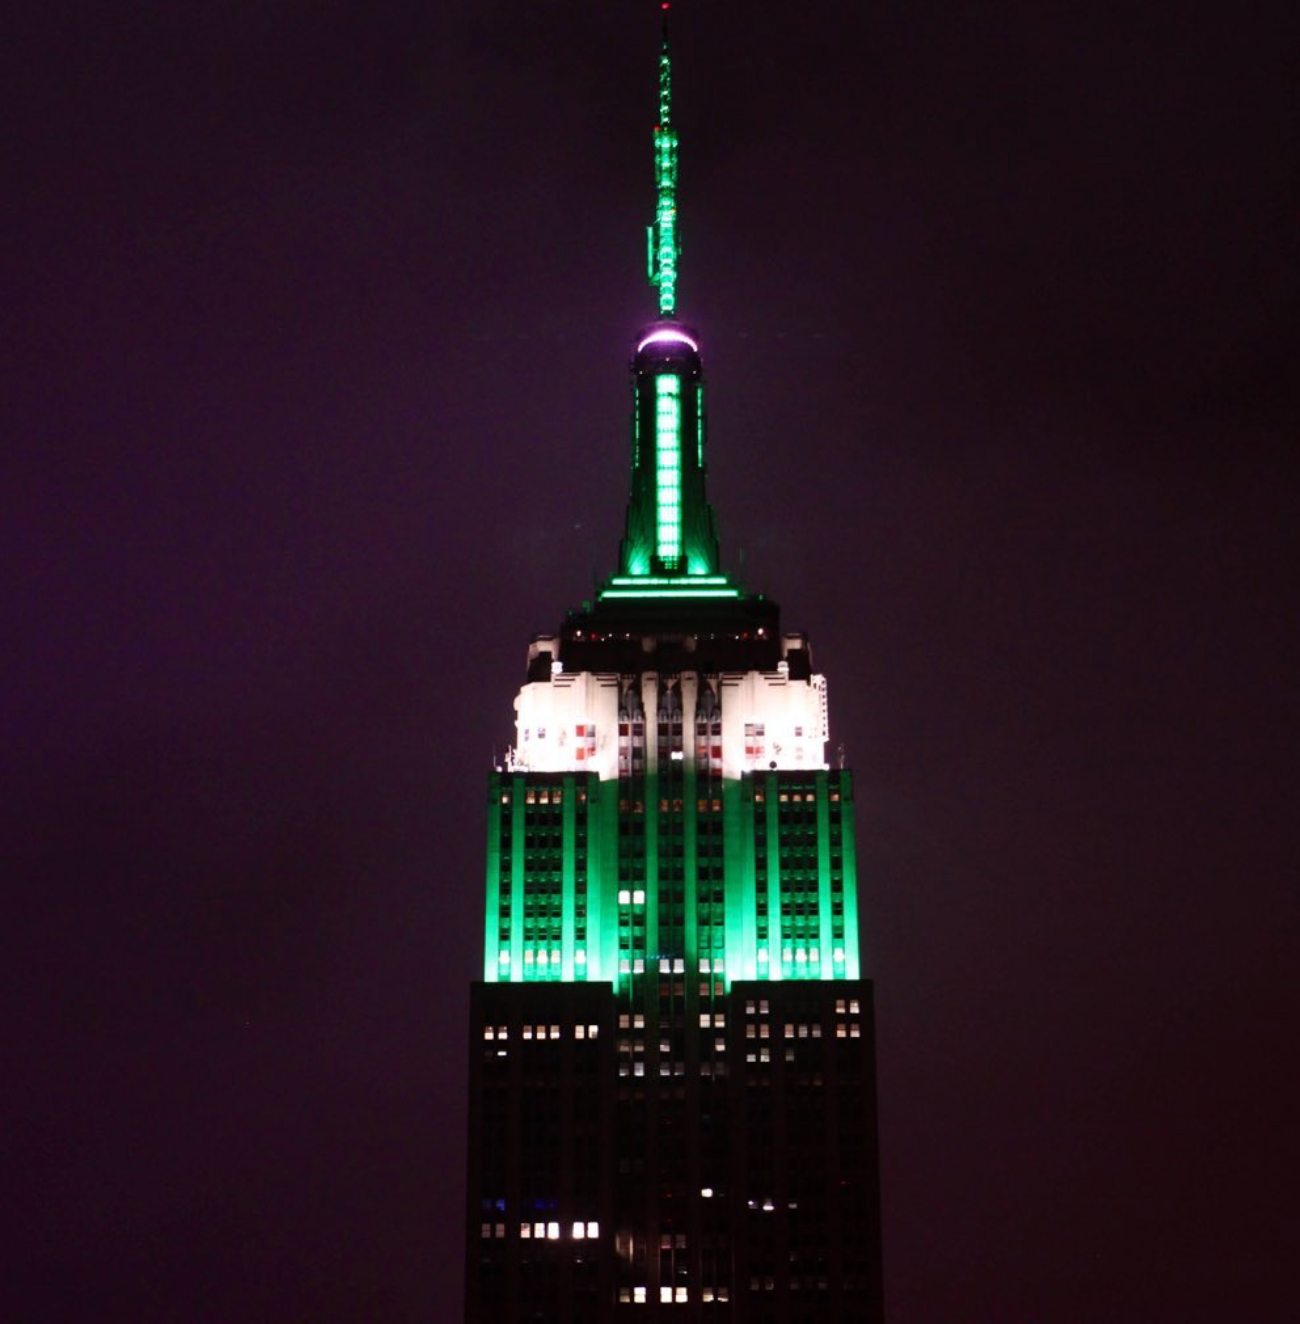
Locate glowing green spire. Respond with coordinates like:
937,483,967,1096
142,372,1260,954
647,16,679,318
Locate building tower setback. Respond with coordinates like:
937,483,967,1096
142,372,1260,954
465,12,884,1320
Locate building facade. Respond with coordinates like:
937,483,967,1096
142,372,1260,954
465,18,883,1322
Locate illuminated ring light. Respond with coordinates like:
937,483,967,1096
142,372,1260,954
636,328,699,354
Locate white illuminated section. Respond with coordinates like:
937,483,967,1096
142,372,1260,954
636,327,699,354
507,635,830,779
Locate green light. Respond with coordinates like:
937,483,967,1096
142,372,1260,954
649,42,680,318
600,589,740,600
655,374,682,564
696,382,704,466
609,575,730,587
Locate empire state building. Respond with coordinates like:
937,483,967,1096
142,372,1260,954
464,13,884,1321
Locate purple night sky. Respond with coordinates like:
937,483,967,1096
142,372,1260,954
5,1,1297,1319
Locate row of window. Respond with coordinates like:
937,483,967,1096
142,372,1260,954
482,1024,600,1041
618,1286,729,1304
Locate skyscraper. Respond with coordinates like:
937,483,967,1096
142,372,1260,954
465,13,883,1321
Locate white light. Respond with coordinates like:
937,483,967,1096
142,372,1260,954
619,889,631,905
575,950,586,965
757,950,769,963
670,750,684,760
587,1220,599,1238
633,889,646,905
834,947,845,963
701,1187,713,1198
637,328,699,354
572,1221,585,1239
499,951,510,965
660,1287,673,1303
547,1222,560,1240
634,1286,647,1303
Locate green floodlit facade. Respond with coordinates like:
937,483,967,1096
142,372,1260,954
484,768,862,992
466,14,883,1320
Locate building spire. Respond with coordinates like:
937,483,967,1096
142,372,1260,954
648,5,679,318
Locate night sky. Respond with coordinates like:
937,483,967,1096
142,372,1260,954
5,1,1298,1320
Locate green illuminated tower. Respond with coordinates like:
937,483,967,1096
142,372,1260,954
466,13,883,1320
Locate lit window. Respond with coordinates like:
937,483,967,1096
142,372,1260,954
699,1013,711,1028
520,1222,531,1238
836,1023,847,1039
673,957,684,973
633,889,646,905
495,1223,505,1238
676,1287,688,1302
757,950,768,964
850,1023,861,1038
659,958,671,973
701,1186,713,1198
572,1221,585,1239
499,951,510,966
547,1222,560,1240
714,1013,725,1027
588,1024,599,1038
522,1026,533,1040
703,1288,714,1302
633,958,645,973
634,1286,647,1303
587,1221,599,1238
483,1027,495,1040
619,1288,631,1303
550,1025,560,1040
849,999,860,1014
534,1221,545,1237
619,889,631,904
760,1000,769,1013
634,1013,644,1028
700,957,711,973
575,1025,586,1039
619,958,631,973
480,1223,491,1238
835,999,846,1013
619,1014,630,1028
634,1061,645,1076
661,1287,673,1304
575,950,586,965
